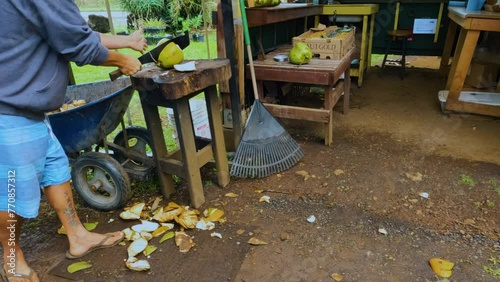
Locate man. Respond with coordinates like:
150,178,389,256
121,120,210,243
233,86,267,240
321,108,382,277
0,1,146,281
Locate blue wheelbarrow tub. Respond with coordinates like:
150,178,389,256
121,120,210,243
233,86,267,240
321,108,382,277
47,78,134,154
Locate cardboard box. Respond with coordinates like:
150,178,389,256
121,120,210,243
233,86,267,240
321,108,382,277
292,26,355,60
465,60,499,89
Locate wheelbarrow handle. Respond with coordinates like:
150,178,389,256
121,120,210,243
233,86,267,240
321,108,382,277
109,69,123,81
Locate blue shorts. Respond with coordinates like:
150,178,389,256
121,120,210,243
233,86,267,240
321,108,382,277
0,115,70,218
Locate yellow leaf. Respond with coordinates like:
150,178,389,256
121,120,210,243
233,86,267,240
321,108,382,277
143,245,158,256
83,222,98,231
331,273,344,281
159,231,175,243
57,225,67,235
429,258,454,278
205,208,224,222
248,237,268,245
152,226,171,237
225,192,238,198
67,261,92,273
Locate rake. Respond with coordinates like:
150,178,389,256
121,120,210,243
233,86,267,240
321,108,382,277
230,0,304,178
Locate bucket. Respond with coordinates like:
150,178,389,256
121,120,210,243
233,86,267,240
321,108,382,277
166,99,211,142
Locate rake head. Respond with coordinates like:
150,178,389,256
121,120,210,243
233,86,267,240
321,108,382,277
230,101,304,178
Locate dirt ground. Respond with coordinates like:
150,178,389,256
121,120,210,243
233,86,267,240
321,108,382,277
12,62,500,281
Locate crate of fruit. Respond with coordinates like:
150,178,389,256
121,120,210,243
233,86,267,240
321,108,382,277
292,26,355,60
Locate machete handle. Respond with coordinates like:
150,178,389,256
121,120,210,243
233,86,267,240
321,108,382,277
109,69,123,81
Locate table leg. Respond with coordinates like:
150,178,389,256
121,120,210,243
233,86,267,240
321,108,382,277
344,65,351,115
205,86,230,188
367,13,375,74
439,20,458,76
139,93,176,199
357,15,368,88
323,86,334,146
173,98,205,208
444,28,479,110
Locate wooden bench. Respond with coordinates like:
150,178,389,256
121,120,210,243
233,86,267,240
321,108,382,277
247,45,355,145
132,59,231,208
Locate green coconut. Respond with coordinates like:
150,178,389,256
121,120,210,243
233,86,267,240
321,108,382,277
288,42,313,65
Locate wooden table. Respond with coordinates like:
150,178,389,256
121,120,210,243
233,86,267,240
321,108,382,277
132,59,231,208
248,46,355,146
320,4,379,87
439,7,500,117
245,3,323,27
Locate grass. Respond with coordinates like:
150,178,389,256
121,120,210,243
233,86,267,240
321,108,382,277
459,174,476,188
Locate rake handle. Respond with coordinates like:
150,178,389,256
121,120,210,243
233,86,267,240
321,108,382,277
239,0,260,101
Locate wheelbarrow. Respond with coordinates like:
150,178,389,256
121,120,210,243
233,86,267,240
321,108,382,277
47,78,155,211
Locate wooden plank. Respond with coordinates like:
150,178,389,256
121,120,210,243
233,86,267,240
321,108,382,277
446,100,500,117
205,85,230,187
323,86,334,146
343,64,351,115
262,103,330,123
446,29,480,96
139,94,176,198
470,18,500,32
439,20,458,76
246,4,323,27
173,98,205,208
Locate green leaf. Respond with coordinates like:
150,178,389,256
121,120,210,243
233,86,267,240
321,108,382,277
67,261,92,274
83,222,98,231
143,245,158,256
159,231,175,243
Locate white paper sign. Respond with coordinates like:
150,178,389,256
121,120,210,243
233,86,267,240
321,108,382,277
413,18,437,34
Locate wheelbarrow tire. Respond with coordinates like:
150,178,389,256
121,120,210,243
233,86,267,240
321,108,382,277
71,152,131,211
113,126,153,169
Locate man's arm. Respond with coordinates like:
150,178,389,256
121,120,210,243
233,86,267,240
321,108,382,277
99,29,147,53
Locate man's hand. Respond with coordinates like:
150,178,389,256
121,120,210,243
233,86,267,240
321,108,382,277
118,53,142,75
128,28,148,53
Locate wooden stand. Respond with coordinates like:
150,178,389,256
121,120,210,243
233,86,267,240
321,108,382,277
132,59,231,208
439,7,500,117
248,46,354,146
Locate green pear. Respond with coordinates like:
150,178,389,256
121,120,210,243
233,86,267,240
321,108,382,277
289,42,313,65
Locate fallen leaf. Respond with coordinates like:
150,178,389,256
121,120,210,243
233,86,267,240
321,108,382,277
254,189,264,193
331,272,344,281
175,209,200,229
129,203,146,216
295,170,310,181
143,245,157,256
67,261,92,273
307,215,316,223
406,172,423,182
464,218,475,225
333,169,344,176
211,232,222,239
248,237,268,245
225,192,238,198
429,258,454,278
128,238,148,258
119,210,140,220
150,197,162,212
126,257,150,271
159,231,175,243
236,229,245,235
378,228,388,235
152,226,171,237
259,195,271,203
204,208,225,222
175,231,195,252
196,218,215,231
57,226,67,235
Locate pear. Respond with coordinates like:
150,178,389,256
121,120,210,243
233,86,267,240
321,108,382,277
289,42,313,65
157,42,184,69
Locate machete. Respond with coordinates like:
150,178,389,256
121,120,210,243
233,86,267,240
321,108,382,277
109,31,190,81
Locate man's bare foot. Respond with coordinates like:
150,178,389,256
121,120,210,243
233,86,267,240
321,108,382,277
66,231,124,259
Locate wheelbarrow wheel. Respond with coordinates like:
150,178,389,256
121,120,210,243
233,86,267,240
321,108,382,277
113,126,153,170
71,152,131,211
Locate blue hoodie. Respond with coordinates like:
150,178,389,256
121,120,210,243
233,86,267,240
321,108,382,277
0,0,110,120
